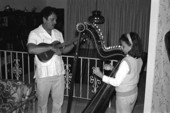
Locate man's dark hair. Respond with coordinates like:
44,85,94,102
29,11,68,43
41,6,57,20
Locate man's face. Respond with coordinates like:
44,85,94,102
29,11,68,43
43,13,57,30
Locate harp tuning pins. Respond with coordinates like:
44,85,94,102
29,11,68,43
99,32,102,35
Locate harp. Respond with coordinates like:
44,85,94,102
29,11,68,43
76,22,125,113
76,22,124,61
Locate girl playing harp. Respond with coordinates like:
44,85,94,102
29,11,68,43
93,32,143,113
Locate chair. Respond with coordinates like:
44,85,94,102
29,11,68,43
0,79,36,113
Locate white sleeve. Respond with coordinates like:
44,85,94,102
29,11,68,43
59,33,64,43
102,60,130,86
27,31,38,45
54,29,64,43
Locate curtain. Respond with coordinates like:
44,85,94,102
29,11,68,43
66,0,151,52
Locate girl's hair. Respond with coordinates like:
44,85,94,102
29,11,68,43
119,32,143,58
41,6,57,20
165,31,170,61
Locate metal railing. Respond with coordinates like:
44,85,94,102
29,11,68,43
0,50,118,100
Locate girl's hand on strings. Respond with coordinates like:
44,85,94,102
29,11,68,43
92,67,103,79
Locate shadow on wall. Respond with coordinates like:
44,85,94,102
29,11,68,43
165,31,170,61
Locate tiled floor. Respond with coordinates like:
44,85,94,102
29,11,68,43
33,72,146,113
52,72,145,113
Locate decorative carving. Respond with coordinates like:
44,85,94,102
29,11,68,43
90,75,101,93
12,59,22,80
64,64,72,90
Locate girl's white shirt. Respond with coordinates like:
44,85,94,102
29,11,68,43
102,60,129,87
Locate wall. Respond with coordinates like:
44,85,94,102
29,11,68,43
0,0,67,39
0,0,46,12
0,0,67,12
144,0,170,112
152,0,170,112
46,0,67,8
